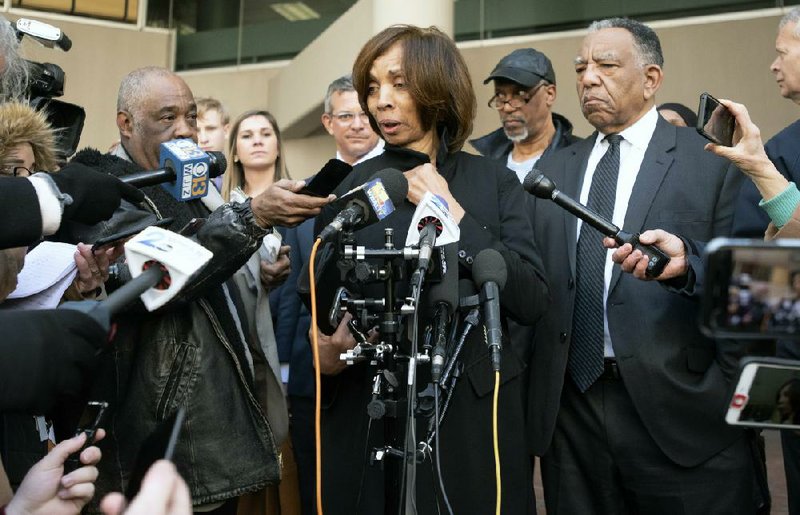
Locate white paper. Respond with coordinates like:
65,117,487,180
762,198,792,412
3,241,78,310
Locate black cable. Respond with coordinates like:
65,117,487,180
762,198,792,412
434,384,454,515
400,296,421,515
354,407,374,514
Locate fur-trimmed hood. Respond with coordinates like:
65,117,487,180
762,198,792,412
0,101,57,172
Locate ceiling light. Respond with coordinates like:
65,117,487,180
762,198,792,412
271,2,321,22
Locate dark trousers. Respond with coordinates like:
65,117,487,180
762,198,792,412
289,395,316,515
541,371,756,515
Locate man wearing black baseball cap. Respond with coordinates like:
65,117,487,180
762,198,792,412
470,48,580,183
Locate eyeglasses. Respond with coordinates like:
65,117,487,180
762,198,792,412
330,111,370,125
488,83,546,110
1,165,33,177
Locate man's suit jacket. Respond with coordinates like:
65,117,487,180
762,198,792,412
527,117,746,467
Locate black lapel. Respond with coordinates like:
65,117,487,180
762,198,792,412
560,134,597,277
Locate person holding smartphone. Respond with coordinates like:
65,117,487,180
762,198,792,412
1,432,103,515
706,99,799,238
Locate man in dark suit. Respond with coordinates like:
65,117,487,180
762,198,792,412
529,17,755,514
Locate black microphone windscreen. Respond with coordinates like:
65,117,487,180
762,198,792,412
369,168,408,205
208,151,227,178
472,249,507,291
522,170,555,199
424,243,459,315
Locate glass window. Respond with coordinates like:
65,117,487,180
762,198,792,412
12,0,138,23
146,0,799,70
455,0,786,41
148,0,357,71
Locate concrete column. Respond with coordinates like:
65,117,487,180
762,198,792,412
372,0,453,36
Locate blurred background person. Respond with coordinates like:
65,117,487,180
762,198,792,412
470,47,580,183
320,74,384,165
0,16,28,103
197,97,230,154
221,108,297,514
196,97,230,192
657,102,698,127
776,378,800,426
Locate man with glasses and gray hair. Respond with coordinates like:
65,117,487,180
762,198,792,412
320,74,384,165
470,48,580,183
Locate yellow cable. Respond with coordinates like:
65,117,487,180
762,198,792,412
493,370,501,515
309,238,324,515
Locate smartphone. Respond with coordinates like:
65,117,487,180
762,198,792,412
91,217,174,253
726,357,800,429
75,400,109,442
64,401,109,472
125,407,186,500
696,92,736,146
299,158,352,197
702,237,800,339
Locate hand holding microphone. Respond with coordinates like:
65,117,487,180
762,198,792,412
604,229,690,282
317,168,408,241
60,226,213,330
523,171,671,278
46,162,145,224
120,140,226,201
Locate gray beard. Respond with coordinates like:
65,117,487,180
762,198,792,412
504,126,529,143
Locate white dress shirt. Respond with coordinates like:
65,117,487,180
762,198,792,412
576,107,659,358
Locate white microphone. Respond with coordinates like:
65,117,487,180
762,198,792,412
405,192,460,273
122,226,213,311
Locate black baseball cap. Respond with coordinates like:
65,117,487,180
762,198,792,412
484,48,556,88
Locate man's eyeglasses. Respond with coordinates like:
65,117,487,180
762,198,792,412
330,111,370,125
1,165,33,177
488,83,546,110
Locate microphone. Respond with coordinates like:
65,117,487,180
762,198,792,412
406,192,460,272
120,140,227,201
472,249,507,372
60,226,212,329
523,171,670,278
425,244,459,383
15,18,72,51
318,168,408,242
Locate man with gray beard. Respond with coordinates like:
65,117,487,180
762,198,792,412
470,48,580,182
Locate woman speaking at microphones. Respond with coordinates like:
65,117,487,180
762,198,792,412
312,25,549,515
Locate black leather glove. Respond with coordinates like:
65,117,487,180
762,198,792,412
50,162,145,225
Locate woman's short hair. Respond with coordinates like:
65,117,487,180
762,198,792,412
352,25,476,154
221,109,289,201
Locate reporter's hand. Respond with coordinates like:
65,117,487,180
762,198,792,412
6,430,104,515
260,245,291,290
604,229,688,281
251,179,333,228
309,313,357,375
99,460,191,515
403,164,465,223
704,100,789,201
49,163,145,225
73,243,116,295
